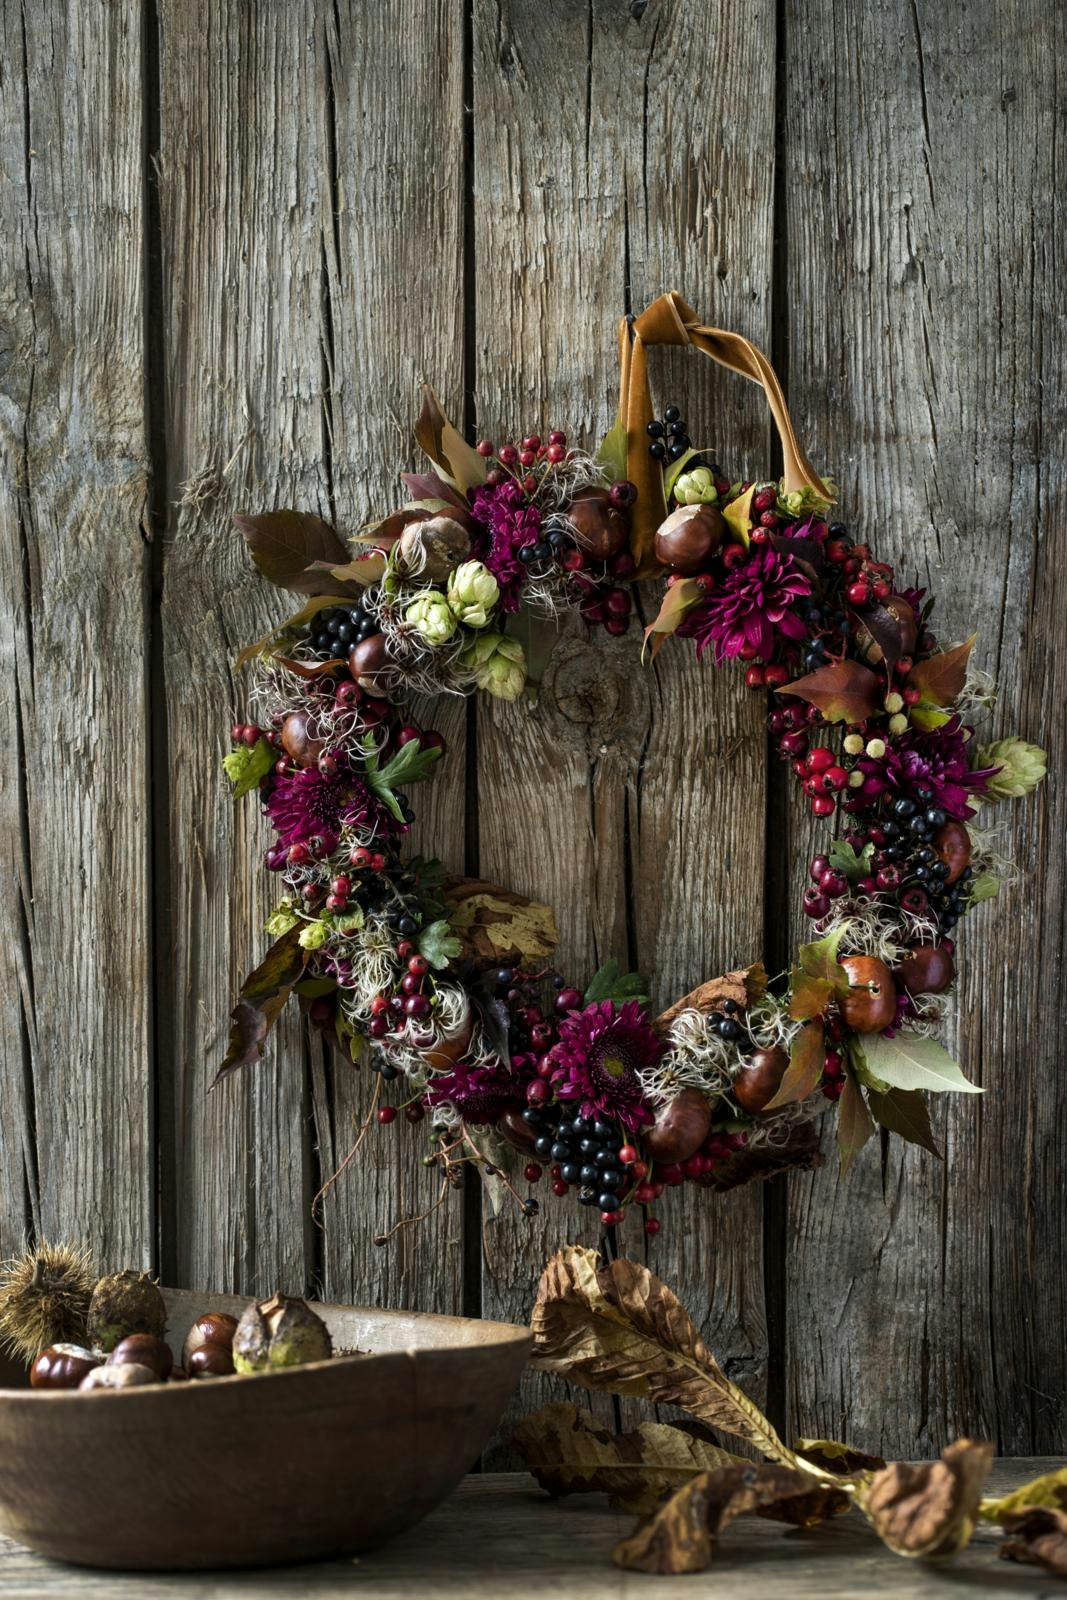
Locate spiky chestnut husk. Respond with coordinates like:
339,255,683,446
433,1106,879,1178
232,1292,333,1374
0,1240,95,1363
86,1270,167,1354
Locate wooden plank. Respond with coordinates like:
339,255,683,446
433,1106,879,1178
156,0,334,1294
782,0,1065,1454
471,0,775,1458
0,1461,1061,1597
311,0,468,1314
0,2,152,1267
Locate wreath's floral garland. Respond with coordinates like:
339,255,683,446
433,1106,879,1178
221,390,1046,1237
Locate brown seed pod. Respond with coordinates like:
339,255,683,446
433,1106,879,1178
348,634,394,698
280,710,327,768
0,1240,95,1364
181,1311,238,1371
933,820,971,885
86,1270,167,1355
642,1088,712,1164
893,943,955,997
232,1293,333,1374
732,1046,789,1115
110,1333,173,1382
187,1343,236,1380
395,515,471,582
566,489,629,562
653,505,726,574
838,955,897,1032
80,1361,158,1391
855,596,918,664
30,1343,102,1391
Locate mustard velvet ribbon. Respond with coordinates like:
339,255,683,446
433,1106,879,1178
618,291,833,575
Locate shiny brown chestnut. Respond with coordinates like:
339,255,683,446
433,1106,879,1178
187,1342,236,1380
110,1333,173,1382
80,1361,158,1391
280,710,327,769
348,634,393,698
566,489,629,562
893,942,955,996
30,1343,102,1391
731,1046,789,1115
497,1109,539,1154
653,505,726,574
643,1087,712,1164
933,820,971,885
182,1312,238,1370
838,955,897,1032
168,1364,190,1382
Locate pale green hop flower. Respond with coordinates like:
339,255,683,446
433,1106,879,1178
461,631,526,701
298,919,329,951
447,560,499,628
405,590,458,646
777,480,837,517
973,737,1047,799
265,900,300,937
673,466,719,506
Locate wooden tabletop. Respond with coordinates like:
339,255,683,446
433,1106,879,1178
0,1461,1061,1597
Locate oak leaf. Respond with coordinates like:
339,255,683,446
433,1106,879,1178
859,1438,994,1558
441,878,559,969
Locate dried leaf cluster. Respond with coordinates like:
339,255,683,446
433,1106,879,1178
515,1245,1067,1580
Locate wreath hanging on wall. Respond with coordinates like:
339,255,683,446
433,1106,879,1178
220,293,1046,1236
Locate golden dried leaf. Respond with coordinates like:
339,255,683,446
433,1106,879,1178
859,1438,993,1558
641,577,702,662
1000,1506,1067,1579
795,1437,887,1476
654,963,768,1035
981,1463,1067,1523
787,970,833,1022
763,1019,824,1111
414,386,487,493
513,1401,742,1514
530,1246,808,1469
613,1462,850,1574
440,878,559,969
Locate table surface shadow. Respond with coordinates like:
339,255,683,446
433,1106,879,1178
0,1462,1061,1598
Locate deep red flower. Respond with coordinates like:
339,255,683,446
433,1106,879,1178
679,547,812,664
265,762,396,852
547,1000,662,1131
469,479,542,611
424,1055,529,1124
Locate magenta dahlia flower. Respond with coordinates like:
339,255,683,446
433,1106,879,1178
424,1056,528,1125
265,762,396,853
547,1000,662,1131
880,716,996,819
678,547,812,664
469,479,542,611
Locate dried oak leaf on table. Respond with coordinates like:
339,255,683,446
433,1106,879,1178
857,1438,993,1558
999,1507,1067,1579
513,1401,741,1515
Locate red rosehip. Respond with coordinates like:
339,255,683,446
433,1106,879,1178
546,443,565,463
498,444,518,466
404,994,431,1017
631,1159,648,1179
526,1079,549,1105
604,616,628,636
722,544,747,569
820,869,849,899
548,430,567,447
551,1179,568,1197
806,746,834,773
377,1106,397,1124
753,487,777,512
600,1210,622,1226
759,510,779,528
519,449,536,467
523,474,537,494
803,887,831,917
475,439,494,457
325,893,347,912
396,724,422,747
524,1162,543,1183
407,954,429,977
763,663,790,688
401,973,422,996
618,1144,638,1166
288,842,312,865
633,1181,656,1204
645,1217,661,1236
846,580,871,606
330,875,351,897
824,765,848,790
368,1011,391,1037
522,434,541,451
370,995,389,1014
809,853,831,880
396,939,415,957
745,665,766,689
350,846,372,868
555,987,583,1013
370,852,386,872
780,730,809,757
811,795,836,817
823,1050,844,1078
405,1102,426,1123
241,724,260,747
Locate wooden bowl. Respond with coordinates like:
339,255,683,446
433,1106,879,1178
0,1286,530,1570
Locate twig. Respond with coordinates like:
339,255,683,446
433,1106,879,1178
312,1077,382,1222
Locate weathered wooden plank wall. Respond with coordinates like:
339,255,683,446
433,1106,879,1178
0,0,1061,1461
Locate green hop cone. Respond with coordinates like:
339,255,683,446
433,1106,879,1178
446,560,500,628
973,737,1047,799
265,899,300,937
405,590,458,646
461,631,526,701
673,466,719,506
298,919,329,950
777,480,837,517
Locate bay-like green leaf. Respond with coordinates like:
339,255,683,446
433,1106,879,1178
596,416,629,484
860,1032,983,1095
866,1086,941,1156
836,1073,874,1176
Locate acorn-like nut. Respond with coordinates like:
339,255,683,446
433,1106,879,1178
566,489,629,562
109,1333,173,1381
653,505,726,574
933,820,971,885
86,1270,167,1354
348,634,394,698
181,1311,238,1370
233,1292,333,1375
30,1343,102,1391
187,1343,236,1380
642,1088,712,1164
80,1361,158,1392
732,1046,789,1115
855,596,917,664
893,943,955,996
838,956,897,1032
395,515,471,582
280,710,327,768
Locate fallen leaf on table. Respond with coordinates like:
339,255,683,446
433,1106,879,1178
513,1401,742,1514
999,1506,1067,1579
858,1438,993,1558
981,1461,1067,1522
613,1462,851,1574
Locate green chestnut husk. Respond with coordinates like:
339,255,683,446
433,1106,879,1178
232,1292,333,1374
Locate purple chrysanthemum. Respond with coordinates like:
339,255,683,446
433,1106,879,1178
265,762,396,852
547,1000,663,1131
469,479,542,611
424,1056,528,1125
678,547,812,664
880,716,996,820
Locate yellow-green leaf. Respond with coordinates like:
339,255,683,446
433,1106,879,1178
981,1465,1067,1524
837,1072,874,1176
722,484,756,547
788,970,833,1021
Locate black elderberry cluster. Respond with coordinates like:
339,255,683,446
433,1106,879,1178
308,597,378,659
524,1108,627,1214
704,997,744,1041
647,404,691,462
880,792,972,931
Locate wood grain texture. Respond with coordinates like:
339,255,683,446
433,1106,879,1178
782,0,1065,1457
0,0,152,1268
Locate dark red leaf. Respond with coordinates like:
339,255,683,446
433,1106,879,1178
400,471,469,510
780,660,883,724
234,511,350,596
908,635,977,708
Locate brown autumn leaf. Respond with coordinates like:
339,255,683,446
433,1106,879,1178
763,1019,825,1111
400,470,469,510
1000,1507,1067,1579
513,1401,742,1514
234,510,350,595
866,1086,942,1157
654,963,768,1034
530,1246,811,1469
855,598,914,673
907,635,977,709
779,660,883,725
787,969,833,1022
859,1438,994,1558
836,1072,875,1176
214,927,307,1084
414,386,487,493
795,1437,887,1475
441,878,559,969
613,1462,850,1574
641,577,703,662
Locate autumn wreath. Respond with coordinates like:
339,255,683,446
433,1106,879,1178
221,292,1046,1236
